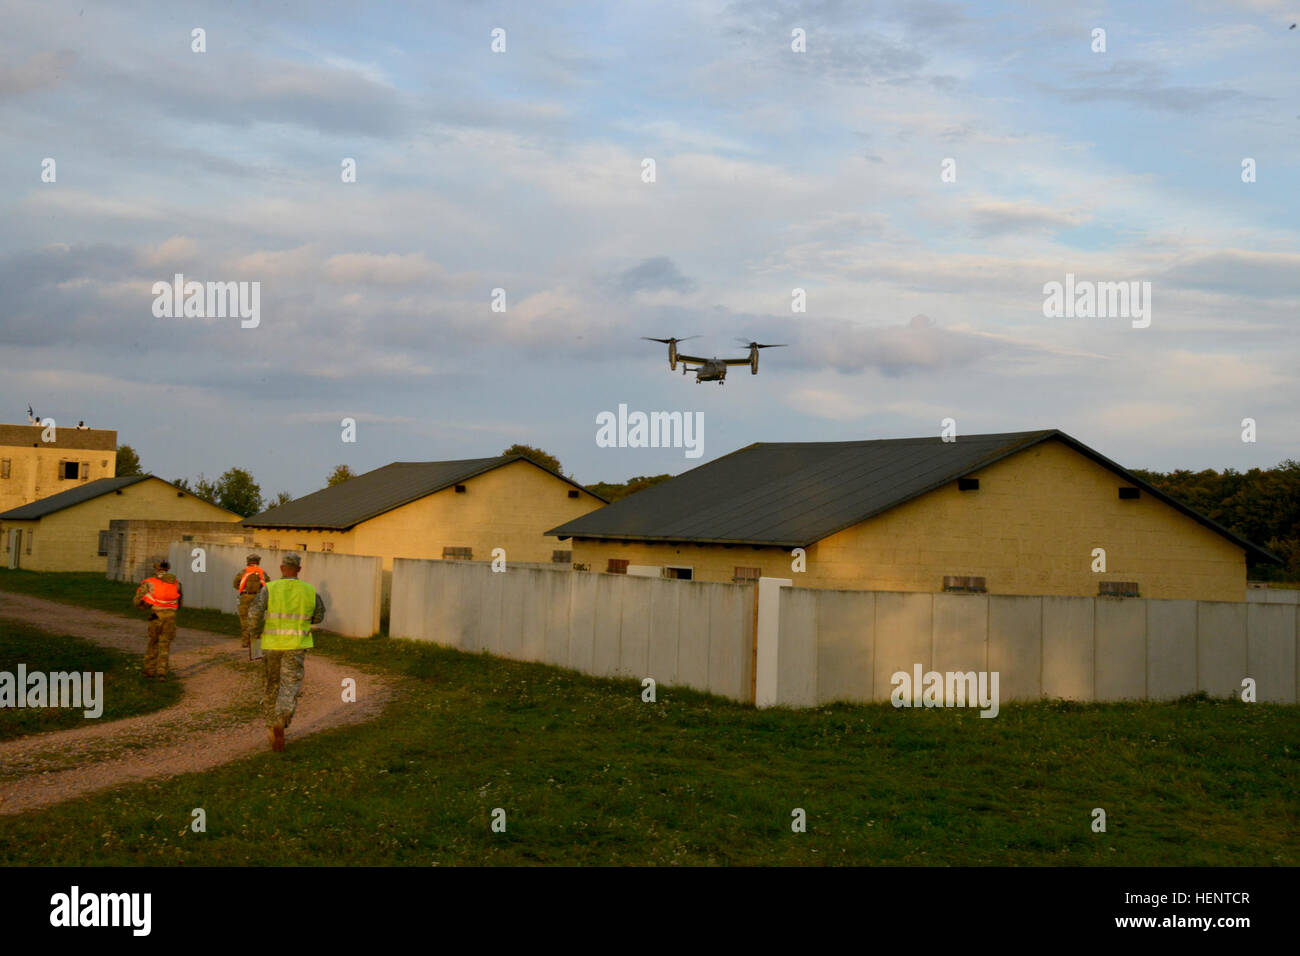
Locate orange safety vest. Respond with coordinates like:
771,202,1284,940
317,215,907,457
143,577,180,609
237,565,268,594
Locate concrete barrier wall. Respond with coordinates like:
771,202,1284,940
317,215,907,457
785,586,1300,708
168,542,382,637
1247,587,1300,604
391,558,756,702
388,561,1298,709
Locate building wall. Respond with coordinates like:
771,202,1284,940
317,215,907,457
0,425,118,514
106,518,254,582
568,438,1249,601
249,459,605,571
0,478,240,572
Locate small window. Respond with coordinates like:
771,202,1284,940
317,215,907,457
943,575,986,593
443,546,473,559
552,550,572,563
298,544,308,552
958,477,980,491
607,558,629,574
567,490,579,498
1099,581,1140,597
1,459,9,479
321,542,334,552
176,491,185,497
733,566,761,583
662,566,692,580
182,535,193,541
25,532,33,554
79,461,89,481
454,484,467,494
60,460,78,479
1118,487,1140,500
97,530,111,556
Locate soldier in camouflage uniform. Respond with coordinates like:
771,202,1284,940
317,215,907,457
134,561,183,679
233,554,269,649
247,552,325,751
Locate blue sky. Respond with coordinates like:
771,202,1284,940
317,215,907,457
2,0,1298,498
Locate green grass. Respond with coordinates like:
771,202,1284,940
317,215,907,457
0,623,1296,865
0,623,183,740
0,568,241,636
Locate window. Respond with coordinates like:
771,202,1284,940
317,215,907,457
661,566,692,580
321,542,334,552
1118,487,1140,500
551,550,572,563
298,544,308,552
568,490,579,498
1,459,9,479
958,477,980,491
943,575,986,593
97,530,111,556
1099,581,1140,597
79,461,90,481
454,484,467,493
443,546,473,559
60,460,78,480
606,558,629,574
733,566,761,583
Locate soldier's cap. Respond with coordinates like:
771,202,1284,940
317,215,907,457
247,553,262,563
281,552,303,568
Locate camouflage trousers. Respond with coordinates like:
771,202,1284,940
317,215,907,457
237,593,256,648
143,610,178,677
263,650,306,729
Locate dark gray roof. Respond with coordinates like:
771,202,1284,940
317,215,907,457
243,455,606,531
548,430,1280,564
0,475,152,519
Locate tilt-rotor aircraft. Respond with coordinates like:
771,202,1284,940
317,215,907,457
642,336,786,384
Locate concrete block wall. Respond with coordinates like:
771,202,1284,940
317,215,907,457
108,519,252,582
391,558,755,701
168,542,382,637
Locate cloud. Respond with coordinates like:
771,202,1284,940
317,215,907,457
0,50,75,97
608,257,697,296
968,200,1092,237
323,252,447,286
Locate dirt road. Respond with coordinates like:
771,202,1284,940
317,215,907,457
0,591,394,816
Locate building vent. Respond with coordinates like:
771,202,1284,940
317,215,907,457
943,575,987,593
1099,580,1140,597
607,559,629,574
958,478,980,491
551,550,572,563
733,566,761,583
568,490,579,498
1118,487,1140,500
454,484,467,493
443,546,473,559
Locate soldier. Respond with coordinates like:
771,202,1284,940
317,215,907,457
232,553,269,649
134,560,183,679
247,552,325,752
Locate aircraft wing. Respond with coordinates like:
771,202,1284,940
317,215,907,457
676,353,709,365
723,358,753,366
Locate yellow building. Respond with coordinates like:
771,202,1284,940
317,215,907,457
241,455,607,570
549,430,1278,602
0,423,118,515
1,476,242,573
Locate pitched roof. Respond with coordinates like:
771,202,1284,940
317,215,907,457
547,430,1280,564
242,455,606,531
0,475,153,519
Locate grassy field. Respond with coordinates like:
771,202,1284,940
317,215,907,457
0,615,1297,863
0,623,183,740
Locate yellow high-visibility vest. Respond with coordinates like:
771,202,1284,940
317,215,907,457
262,579,316,650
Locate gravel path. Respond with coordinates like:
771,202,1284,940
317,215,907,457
0,592,395,816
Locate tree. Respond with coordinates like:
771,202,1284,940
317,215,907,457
502,443,562,475
272,490,294,507
115,444,143,477
213,467,263,517
587,473,674,502
173,474,218,504
327,464,357,487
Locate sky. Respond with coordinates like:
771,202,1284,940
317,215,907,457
2,0,1298,499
